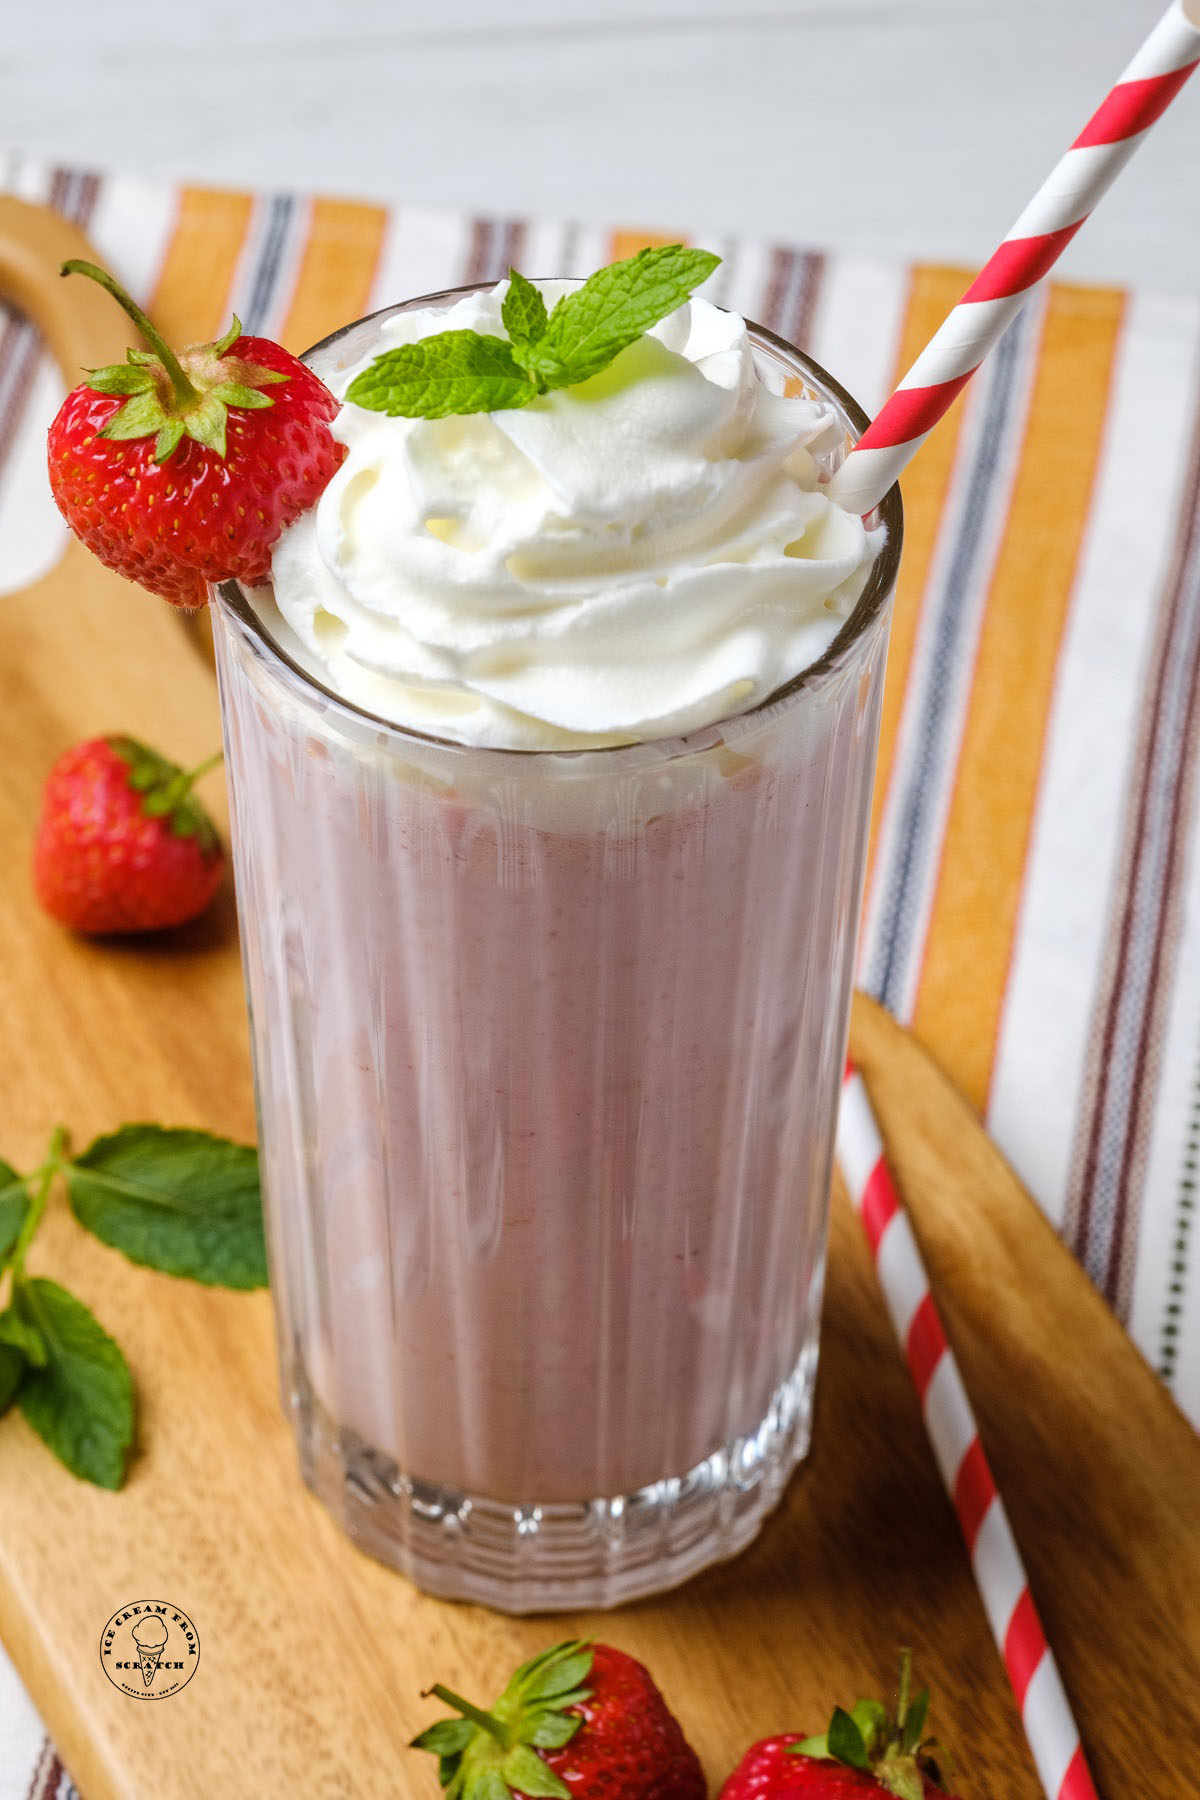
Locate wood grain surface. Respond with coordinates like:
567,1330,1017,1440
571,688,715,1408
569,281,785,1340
0,194,1197,1800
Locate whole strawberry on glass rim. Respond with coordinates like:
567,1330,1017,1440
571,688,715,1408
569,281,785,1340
411,1639,705,1800
47,260,345,609
719,1654,960,1800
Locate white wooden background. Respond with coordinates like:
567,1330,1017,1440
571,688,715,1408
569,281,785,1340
5,0,1200,295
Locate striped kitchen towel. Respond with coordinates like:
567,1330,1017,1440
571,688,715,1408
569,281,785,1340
1,151,1198,1796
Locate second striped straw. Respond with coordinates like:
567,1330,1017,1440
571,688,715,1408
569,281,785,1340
837,1064,1099,1800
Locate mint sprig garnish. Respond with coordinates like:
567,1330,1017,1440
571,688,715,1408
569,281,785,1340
0,1121,267,1488
500,269,548,350
346,243,721,421
345,331,537,422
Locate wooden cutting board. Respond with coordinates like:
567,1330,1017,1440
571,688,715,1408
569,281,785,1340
1,193,1197,1800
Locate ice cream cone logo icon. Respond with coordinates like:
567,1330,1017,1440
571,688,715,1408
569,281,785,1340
100,1599,199,1700
131,1616,168,1687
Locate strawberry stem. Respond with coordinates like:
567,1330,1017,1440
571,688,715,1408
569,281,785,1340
183,750,224,787
61,260,199,406
896,1649,912,1734
11,1126,69,1278
428,1683,510,1747
158,749,223,815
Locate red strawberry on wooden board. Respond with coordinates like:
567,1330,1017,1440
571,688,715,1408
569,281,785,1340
411,1639,705,1800
47,260,344,609
719,1656,960,1800
34,736,224,934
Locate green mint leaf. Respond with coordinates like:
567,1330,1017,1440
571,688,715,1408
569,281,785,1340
65,1125,267,1290
0,1162,29,1266
15,1278,134,1488
0,1342,24,1416
0,1307,48,1367
501,270,548,349
827,1708,872,1771
500,1746,570,1800
412,1720,475,1757
346,331,537,420
528,244,720,388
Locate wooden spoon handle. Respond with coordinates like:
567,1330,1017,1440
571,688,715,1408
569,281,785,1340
0,193,132,380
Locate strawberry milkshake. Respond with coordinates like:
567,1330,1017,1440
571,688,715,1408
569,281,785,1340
211,267,901,1610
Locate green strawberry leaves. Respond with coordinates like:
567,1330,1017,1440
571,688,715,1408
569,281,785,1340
791,1653,950,1799
107,736,221,854
14,1279,134,1489
827,1707,873,1770
0,1118,265,1489
347,243,721,420
66,1126,267,1290
413,1641,593,1800
65,260,291,465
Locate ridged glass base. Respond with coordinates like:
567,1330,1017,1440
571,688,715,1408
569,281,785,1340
289,1345,817,1613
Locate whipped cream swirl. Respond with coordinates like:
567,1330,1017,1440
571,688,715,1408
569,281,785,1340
262,282,883,750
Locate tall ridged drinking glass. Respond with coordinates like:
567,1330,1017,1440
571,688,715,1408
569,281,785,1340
211,289,903,1612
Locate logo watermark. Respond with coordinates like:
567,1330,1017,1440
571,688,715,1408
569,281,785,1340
100,1601,200,1700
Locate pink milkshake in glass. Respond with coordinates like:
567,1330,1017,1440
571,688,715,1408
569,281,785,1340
211,275,901,1611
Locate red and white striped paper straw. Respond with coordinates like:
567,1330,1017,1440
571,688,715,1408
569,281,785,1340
826,0,1200,516
836,1062,1099,1800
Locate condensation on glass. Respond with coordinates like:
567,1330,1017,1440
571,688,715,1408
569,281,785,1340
211,293,903,1612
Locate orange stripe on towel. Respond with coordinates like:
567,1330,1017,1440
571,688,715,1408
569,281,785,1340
912,281,1125,1109
147,186,255,345
279,198,388,356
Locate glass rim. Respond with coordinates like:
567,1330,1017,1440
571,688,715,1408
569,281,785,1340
215,283,904,759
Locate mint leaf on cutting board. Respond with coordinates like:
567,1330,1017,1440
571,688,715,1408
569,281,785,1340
0,1160,29,1266
0,1307,48,1366
14,1278,134,1489
65,1124,267,1290
0,1344,24,1416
